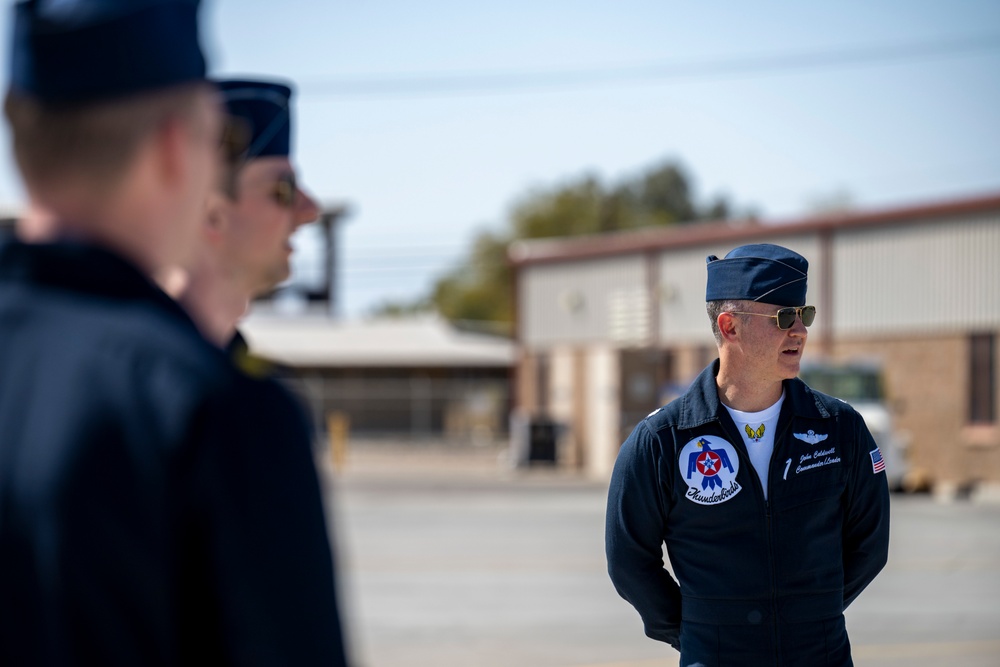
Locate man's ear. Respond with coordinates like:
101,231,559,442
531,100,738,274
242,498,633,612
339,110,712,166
152,115,187,188
718,312,740,342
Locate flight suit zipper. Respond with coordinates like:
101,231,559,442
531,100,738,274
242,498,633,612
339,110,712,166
768,417,794,665
720,416,781,662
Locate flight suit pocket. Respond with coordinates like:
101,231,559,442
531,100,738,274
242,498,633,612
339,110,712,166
680,621,776,667
779,615,853,666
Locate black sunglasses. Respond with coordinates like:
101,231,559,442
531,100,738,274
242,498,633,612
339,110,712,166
728,305,816,330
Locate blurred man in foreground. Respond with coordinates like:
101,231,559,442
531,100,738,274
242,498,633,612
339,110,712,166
178,78,320,348
606,244,889,666
0,2,348,664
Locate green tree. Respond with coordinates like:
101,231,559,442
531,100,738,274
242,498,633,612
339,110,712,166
372,159,733,332
433,230,513,327
511,175,605,238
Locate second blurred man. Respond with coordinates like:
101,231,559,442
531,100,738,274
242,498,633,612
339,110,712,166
179,78,319,347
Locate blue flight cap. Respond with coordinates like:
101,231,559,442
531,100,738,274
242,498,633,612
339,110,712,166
217,79,293,160
8,0,207,105
705,243,809,307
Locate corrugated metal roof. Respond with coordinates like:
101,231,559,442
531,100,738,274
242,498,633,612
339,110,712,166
240,314,515,368
509,192,1000,266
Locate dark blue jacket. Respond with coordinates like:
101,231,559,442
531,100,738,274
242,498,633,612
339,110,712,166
606,360,890,667
0,241,348,666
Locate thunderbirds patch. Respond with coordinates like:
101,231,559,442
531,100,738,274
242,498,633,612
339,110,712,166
680,435,742,505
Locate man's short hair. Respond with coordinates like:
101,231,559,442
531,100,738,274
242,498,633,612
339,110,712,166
707,299,751,345
4,83,212,193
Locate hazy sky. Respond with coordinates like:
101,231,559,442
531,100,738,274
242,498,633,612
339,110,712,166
2,1,998,316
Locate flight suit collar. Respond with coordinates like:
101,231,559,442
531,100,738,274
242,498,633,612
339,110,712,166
678,358,830,430
0,240,198,333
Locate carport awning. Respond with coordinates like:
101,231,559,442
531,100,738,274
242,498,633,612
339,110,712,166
240,313,515,368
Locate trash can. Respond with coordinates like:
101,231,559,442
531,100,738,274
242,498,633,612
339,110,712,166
528,418,557,464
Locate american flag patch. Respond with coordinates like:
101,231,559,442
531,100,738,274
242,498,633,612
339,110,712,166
870,448,885,474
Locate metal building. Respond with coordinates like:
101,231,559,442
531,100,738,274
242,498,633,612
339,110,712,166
510,193,1000,494
241,313,514,443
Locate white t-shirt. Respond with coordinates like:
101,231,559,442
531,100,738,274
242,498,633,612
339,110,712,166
724,391,785,500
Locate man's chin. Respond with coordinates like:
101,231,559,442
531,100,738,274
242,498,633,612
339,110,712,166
778,356,803,379
251,267,291,298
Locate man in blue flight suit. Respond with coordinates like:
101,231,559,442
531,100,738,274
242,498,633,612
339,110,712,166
606,243,890,666
176,78,321,351
0,2,349,665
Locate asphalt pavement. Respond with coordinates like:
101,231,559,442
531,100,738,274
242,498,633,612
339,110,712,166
320,441,1000,667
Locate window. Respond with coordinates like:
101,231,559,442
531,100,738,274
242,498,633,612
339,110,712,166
969,333,996,424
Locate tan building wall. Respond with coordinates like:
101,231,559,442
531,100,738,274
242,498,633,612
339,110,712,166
833,334,1000,490
515,352,538,418
584,346,620,479
548,346,581,469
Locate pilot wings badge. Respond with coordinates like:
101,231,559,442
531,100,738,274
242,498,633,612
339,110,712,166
793,430,829,445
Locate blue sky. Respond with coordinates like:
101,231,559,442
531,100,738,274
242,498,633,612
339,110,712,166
2,1,998,316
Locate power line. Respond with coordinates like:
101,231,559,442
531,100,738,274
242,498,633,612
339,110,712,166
302,34,1000,99
339,245,470,259
341,261,464,274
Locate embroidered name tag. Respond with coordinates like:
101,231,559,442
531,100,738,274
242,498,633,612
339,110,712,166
795,447,841,475
679,435,742,505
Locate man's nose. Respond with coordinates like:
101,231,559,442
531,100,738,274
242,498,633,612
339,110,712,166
293,187,320,228
788,315,809,337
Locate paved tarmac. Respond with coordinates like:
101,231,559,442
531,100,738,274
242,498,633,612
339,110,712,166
321,442,1000,667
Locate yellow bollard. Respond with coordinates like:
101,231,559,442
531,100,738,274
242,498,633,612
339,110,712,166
327,411,349,472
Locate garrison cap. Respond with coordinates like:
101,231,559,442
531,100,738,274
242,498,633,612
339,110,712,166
8,0,207,105
217,79,293,160
705,243,808,307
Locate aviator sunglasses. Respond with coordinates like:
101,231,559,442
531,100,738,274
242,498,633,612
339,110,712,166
270,172,298,208
727,305,816,330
